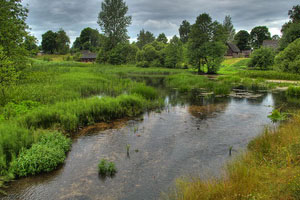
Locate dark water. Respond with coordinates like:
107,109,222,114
2,89,285,200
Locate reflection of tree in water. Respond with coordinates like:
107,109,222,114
188,99,230,119
272,91,300,112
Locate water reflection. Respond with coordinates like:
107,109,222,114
1,83,292,200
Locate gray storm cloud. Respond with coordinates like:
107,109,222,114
22,0,299,44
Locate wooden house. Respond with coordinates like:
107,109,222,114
226,43,241,58
80,51,97,62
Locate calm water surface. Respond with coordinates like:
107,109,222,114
2,90,281,200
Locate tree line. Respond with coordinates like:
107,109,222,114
2,0,300,77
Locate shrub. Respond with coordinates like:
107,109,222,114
275,38,300,73
98,159,117,176
11,131,71,177
247,47,275,70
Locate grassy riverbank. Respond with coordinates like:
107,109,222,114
0,60,168,191
168,113,300,200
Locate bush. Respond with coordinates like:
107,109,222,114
248,47,275,70
11,131,71,177
98,159,117,176
275,38,300,73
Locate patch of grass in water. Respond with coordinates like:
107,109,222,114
98,159,117,176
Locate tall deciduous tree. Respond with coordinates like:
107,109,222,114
223,15,235,42
280,5,300,50
250,26,271,49
234,30,251,51
179,20,191,43
188,13,227,74
136,29,155,49
56,29,70,54
0,0,28,102
41,31,57,54
289,5,300,23
97,0,132,50
164,36,183,68
157,33,168,44
0,0,28,66
24,35,38,55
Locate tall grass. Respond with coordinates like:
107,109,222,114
238,70,300,81
19,94,162,132
286,86,300,97
169,114,300,200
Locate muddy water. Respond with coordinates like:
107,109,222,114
2,92,278,200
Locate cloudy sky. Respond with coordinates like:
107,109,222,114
22,0,299,45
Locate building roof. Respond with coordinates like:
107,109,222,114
81,51,97,59
262,40,279,49
227,43,240,53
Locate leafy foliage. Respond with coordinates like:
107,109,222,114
164,36,183,68
42,31,57,54
11,131,71,177
250,26,271,49
247,47,275,70
187,13,227,74
275,38,300,73
156,33,168,44
223,15,235,42
179,20,191,43
136,29,155,49
234,30,251,51
97,0,132,50
98,159,117,176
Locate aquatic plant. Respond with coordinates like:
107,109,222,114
126,144,131,155
98,159,117,176
11,131,71,177
268,109,287,123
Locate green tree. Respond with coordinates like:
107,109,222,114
41,31,57,54
75,27,105,52
0,46,18,104
136,29,155,49
272,35,280,40
289,5,300,23
188,13,227,74
24,35,38,56
164,36,183,68
250,26,271,49
223,15,235,42
280,23,300,50
248,47,275,70
157,33,168,44
234,30,251,50
0,0,28,68
97,0,132,50
56,28,70,55
179,20,191,43
275,38,300,73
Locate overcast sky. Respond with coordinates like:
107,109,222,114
22,0,299,45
